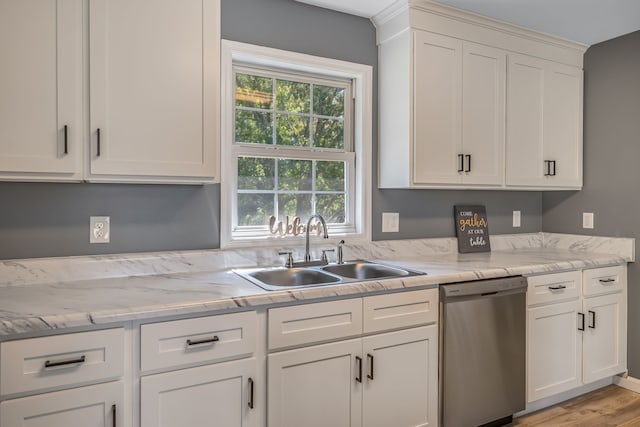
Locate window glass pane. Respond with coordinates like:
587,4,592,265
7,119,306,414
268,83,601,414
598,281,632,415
236,110,273,144
276,80,310,113
278,159,312,191
276,114,309,147
236,74,273,109
316,161,345,191
314,85,344,117
238,157,275,190
278,194,313,220
313,118,344,149
238,193,274,226
316,194,346,224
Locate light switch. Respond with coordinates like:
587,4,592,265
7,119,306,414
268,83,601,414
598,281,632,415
583,212,594,229
382,212,399,233
513,210,521,228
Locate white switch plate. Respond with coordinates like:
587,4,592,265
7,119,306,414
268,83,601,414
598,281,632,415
583,212,594,229
382,212,399,233
90,216,110,243
512,210,521,227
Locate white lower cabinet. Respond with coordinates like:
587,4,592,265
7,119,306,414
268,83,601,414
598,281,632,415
140,357,258,427
138,311,260,427
1,380,124,426
527,266,627,403
267,289,439,427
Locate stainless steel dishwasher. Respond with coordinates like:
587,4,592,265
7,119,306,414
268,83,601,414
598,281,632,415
440,276,527,427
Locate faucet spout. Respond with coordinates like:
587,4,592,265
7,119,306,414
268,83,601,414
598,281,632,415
305,214,328,262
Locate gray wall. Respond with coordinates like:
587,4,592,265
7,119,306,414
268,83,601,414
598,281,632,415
542,31,640,376
0,0,542,260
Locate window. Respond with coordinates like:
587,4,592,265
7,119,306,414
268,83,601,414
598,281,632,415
221,41,372,246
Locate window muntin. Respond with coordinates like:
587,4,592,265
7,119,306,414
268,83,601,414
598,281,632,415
232,66,354,239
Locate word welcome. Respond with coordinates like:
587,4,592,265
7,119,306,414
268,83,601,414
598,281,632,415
269,215,324,237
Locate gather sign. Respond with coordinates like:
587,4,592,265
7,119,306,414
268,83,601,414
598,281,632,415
454,205,491,253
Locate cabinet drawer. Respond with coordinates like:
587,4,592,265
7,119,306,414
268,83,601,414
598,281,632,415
583,265,626,297
1,328,124,397
527,271,581,306
268,298,362,350
140,311,257,373
363,289,438,333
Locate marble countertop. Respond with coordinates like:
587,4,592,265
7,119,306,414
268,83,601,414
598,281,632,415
0,233,632,338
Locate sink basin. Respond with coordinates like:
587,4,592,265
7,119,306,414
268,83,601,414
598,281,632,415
237,267,342,291
235,260,424,291
322,261,410,280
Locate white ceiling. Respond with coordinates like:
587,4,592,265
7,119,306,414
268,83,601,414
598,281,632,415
295,0,640,46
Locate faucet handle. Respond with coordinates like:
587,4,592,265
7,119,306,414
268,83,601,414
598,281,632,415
337,240,345,264
321,249,335,264
278,251,294,268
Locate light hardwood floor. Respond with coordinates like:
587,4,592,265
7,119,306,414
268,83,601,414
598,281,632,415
513,385,640,426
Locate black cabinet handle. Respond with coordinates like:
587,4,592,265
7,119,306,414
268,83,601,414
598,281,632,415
465,154,471,172
97,128,101,157
599,278,616,283
112,404,116,427
44,355,86,368
355,356,362,383
457,154,464,172
588,310,596,329
367,353,374,380
548,284,567,290
544,160,551,176
186,335,219,346
248,377,254,409
63,125,68,155
551,160,557,176
578,312,585,331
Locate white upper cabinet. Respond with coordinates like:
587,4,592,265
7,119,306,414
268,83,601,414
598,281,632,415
506,54,583,188
375,0,586,190
0,0,83,181
0,0,220,184
89,0,220,183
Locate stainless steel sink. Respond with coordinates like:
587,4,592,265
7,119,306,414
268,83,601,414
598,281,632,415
322,261,410,280
235,260,424,291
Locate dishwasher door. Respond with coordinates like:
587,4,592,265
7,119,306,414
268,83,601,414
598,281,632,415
440,276,527,427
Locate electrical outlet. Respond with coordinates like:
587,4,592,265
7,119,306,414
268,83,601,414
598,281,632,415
382,212,399,233
583,212,594,229
513,210,521,228
90,216,110,243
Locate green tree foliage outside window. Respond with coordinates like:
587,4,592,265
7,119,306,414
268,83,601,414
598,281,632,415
235,71,349,228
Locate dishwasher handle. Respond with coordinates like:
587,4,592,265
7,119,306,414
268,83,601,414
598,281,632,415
440,276,527,302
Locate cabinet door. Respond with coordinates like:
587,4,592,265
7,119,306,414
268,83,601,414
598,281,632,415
527,299,582,402
0,0,82,179
89,0,219,182
544,63,583,188
583,292,626,384
461,42,506,186
141,357,258,427
362,326,438,427
268,339,362,427
0,381,123,426
412,31,463,185
505,54,545,187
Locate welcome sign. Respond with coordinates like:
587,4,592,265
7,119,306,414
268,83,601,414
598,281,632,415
454,205,491,253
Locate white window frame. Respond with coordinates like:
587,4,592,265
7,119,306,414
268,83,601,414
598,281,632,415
220,40,372,248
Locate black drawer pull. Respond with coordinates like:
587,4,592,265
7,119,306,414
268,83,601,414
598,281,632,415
44,355,86,368
589,310,596,329
599,278,615,283
578,312,585,331
97,128,101,157
367,353,374,380
186,335,220,346
355,356,362,383
458,154,464,172
548,284,567,290
248,377,255,409
465,154,471,172
63,125,69,155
